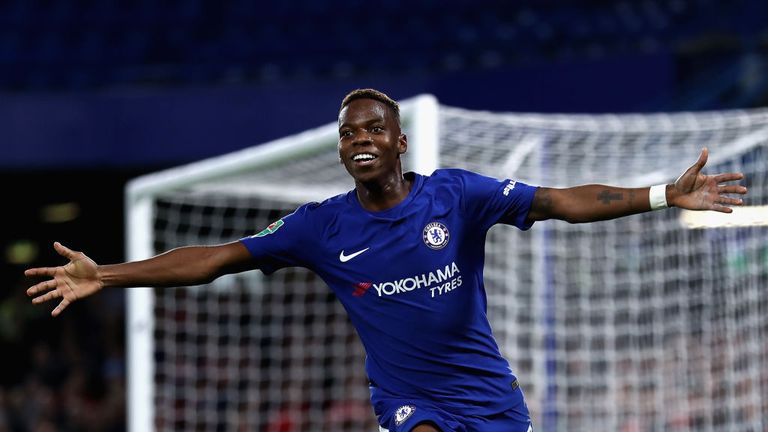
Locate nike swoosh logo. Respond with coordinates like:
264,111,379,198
339,247,370,263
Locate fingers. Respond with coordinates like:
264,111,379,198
53,241,78,260
681,148,709,179
718,184,748,195
710,203,735,214
717,196,744,206
24,267,59,278
714,172,745,184
31,289,61,305
26,242,81,318
25,242,77,278
52,298,71,317
26,279,76,317
26,279,58,296
708,191,744,213
714,174,747,207
694,147,709,169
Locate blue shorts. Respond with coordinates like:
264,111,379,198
376,393,532,432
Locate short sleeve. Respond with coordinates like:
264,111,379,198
239,203,316,274
457,169,538,231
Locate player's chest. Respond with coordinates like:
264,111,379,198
318,206,465,283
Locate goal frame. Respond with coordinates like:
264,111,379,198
125,96,768,432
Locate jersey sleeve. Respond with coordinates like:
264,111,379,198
238,203,316,275
455,169,538,231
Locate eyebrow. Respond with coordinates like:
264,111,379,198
339,117,385,130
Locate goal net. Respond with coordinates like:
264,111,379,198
127,95,767,432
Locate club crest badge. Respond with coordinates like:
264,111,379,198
423,221,450,250
394,405,415,426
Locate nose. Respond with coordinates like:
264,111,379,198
351,130,373,146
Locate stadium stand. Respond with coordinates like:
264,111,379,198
0,0,765,111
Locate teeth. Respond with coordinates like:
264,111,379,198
353,154,377,161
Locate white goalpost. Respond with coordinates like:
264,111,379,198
126,95,767,432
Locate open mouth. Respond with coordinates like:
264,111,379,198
351,153,378,165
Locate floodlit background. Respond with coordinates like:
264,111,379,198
2,1,768,431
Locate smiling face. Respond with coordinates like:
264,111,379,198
338,98,407,185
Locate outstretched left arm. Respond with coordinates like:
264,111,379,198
526,148,748,224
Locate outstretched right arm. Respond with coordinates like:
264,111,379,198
25,241,253,316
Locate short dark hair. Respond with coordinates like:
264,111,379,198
339,88,400,126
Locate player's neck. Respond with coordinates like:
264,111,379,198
355,172,412,212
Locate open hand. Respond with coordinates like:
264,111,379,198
669,148,748,212
24,242,103,316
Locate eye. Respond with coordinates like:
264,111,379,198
340,130,352,138
371,126,383,133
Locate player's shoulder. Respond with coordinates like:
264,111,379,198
429,167,493,178
418,169,486,206
295,192,353,217
428,167,476,178
425,168,496,186
274,194,350,238
318,191,354,209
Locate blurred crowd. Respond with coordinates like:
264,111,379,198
0,284,125,432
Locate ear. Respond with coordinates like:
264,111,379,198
398,134,408,154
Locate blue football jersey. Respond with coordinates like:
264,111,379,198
240,168,538,420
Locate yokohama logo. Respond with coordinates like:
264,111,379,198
353,262,462,299
373,262,461,297
352,282,372,297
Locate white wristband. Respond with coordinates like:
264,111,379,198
649,184,668,210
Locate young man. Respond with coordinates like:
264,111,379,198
25,89,747,432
